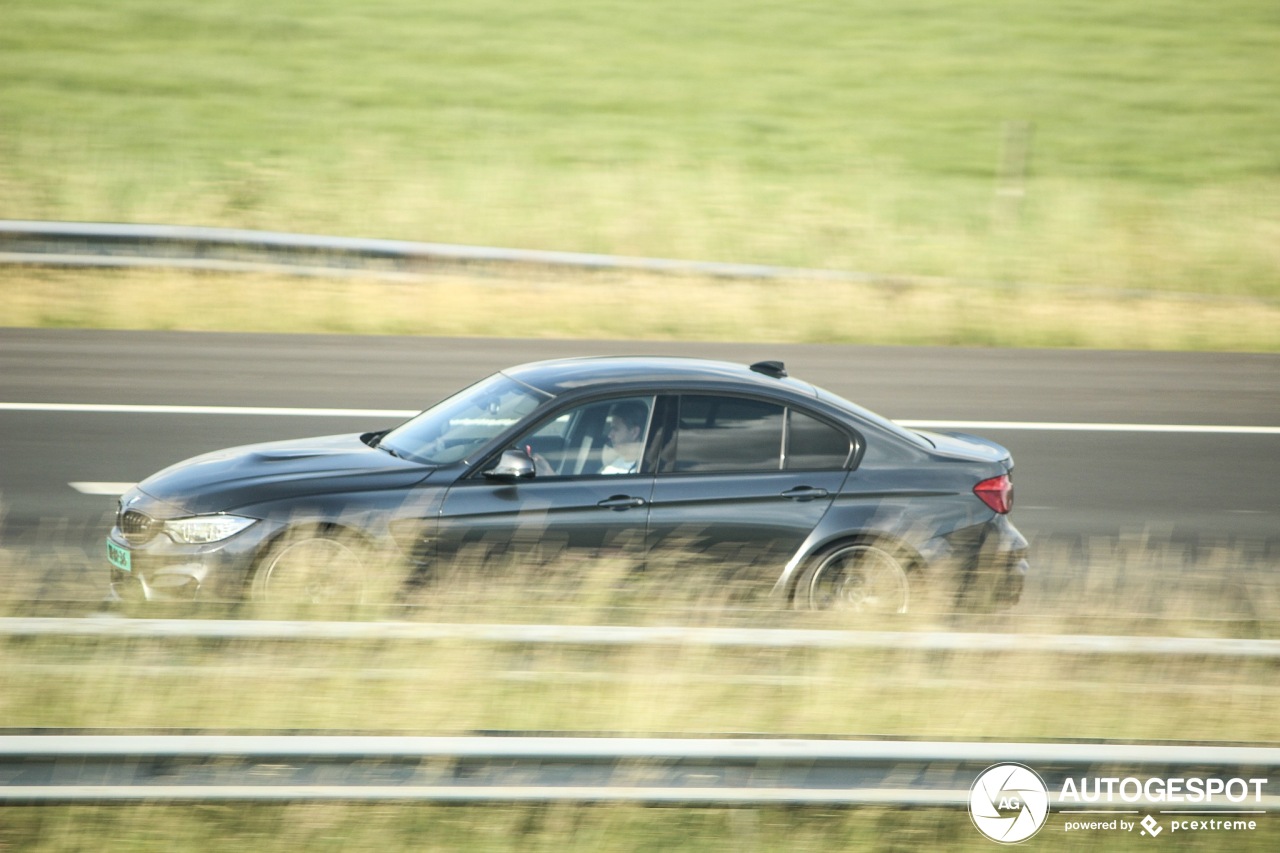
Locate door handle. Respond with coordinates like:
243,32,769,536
597,495,647,510
781,486,829,502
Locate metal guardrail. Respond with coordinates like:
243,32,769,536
6,219,1276,306
4,617,1279,658
2,735,1276,805
0,219,877,283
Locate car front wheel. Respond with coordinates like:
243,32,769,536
252,528,368,604
794,542,912,614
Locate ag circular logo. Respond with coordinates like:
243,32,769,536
970,763,1050,844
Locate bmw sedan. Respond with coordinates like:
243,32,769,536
107,357,1029,612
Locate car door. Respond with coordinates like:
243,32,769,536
433,395,657,573
644,393,851,600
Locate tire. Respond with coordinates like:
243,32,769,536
252,528,368,604
794,542,912,614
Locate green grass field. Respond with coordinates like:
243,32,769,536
2,1,1278,350
2,5,1278,849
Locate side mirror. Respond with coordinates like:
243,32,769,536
483,448,537,481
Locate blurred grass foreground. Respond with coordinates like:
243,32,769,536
2,530,1277,741
1,534,1277,851
2,1,1279,349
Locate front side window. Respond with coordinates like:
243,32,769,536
513,396,654,477
379,373,548,465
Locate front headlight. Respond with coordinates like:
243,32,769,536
162,515,258,544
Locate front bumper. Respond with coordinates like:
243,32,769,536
107,520,280,602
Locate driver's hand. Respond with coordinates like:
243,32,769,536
531,452,555,476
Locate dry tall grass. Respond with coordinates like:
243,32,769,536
4,266,1278,351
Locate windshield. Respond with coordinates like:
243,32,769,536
379,373,549,465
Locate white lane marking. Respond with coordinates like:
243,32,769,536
0,402,416,418
2,402,1275,434
897,419,1280,435
69,482,136,496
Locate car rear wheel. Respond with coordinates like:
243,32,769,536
795,542,912,614
252,528,368,604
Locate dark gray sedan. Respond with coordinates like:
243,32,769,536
107,357,1028,612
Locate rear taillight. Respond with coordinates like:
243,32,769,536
974,474,1014,514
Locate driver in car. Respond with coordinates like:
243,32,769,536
598,401,648,474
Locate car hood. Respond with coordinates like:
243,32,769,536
913,429,1013,470
136,433,432,515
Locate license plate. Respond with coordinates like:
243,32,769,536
107,539,132,573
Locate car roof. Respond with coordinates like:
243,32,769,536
501,356,820,399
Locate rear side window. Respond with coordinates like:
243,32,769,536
673,396,784,472
661,395,853,474
786,409,851,469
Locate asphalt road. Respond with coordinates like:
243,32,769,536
2,328,1277,610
